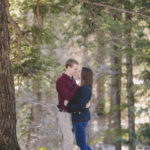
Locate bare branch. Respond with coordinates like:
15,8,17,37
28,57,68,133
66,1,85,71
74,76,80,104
5,0,31,44
81,0,150,19
5,0,23,37
5,0,25,74
36,0,43,28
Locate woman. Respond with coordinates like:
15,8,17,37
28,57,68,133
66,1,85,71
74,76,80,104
64,67,93,150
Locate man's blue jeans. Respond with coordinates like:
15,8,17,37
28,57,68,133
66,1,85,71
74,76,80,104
73,121,92,150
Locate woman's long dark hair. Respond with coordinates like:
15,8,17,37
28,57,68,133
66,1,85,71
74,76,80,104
81,67,93,89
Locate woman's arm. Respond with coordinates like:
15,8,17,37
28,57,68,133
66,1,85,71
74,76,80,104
65,87,92,111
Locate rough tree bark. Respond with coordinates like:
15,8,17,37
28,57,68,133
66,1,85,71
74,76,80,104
0,0,20,149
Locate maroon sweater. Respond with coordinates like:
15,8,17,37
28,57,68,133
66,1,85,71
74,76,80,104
56,73,79,111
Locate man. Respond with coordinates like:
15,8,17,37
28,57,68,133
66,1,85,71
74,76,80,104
56,58,80,150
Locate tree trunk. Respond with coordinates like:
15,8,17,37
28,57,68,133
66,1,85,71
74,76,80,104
126,45,135,150
125,2,136,150
0,0,20,149
26,1,43,148
82,34,90,66
107,12,122,150
104,19,122,150
110,41,122,150
26,78,42,150
95,27,106,115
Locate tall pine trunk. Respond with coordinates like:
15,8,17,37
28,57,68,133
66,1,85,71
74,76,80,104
108,9,122,150
110,38,122,150
26,1,43,149
126,41,135,150
96,26,105,115
0,0,20,149
26,78,42,150
104,15,122,150
125,1,136,150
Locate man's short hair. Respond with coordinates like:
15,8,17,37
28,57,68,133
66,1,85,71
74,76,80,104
65,59,79,68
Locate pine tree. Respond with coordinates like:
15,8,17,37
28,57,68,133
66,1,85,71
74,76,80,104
0,0,20,149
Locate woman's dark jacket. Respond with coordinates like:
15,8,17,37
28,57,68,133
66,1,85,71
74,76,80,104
67,85,92,124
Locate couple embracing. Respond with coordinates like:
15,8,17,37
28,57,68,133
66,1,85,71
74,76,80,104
56,59,93,150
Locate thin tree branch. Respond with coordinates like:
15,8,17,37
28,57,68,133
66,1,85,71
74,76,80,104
5,0,25,74
37,0,40,28
17,36,25,74
36,0,43,28
5,0,31,43
81,0,150,19
5,0,23,37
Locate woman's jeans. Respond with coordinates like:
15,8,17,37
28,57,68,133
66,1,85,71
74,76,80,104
73,121,92,150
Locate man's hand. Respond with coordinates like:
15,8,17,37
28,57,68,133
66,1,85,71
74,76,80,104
86,101,91,108
64,100,69,106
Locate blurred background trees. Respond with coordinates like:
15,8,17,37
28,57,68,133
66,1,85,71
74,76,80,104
1,0,150,149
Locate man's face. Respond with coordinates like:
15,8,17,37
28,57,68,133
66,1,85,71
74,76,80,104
68,64,80,76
